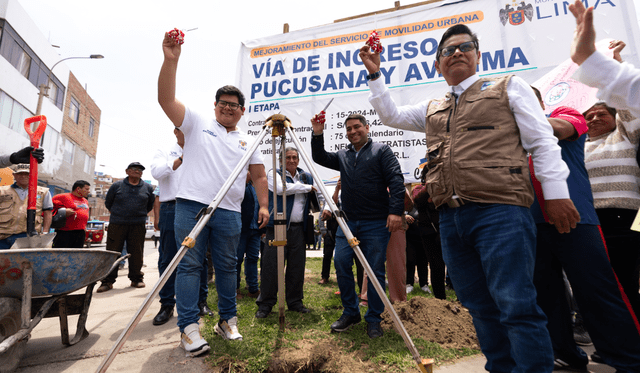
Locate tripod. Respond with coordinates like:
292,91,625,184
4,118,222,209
96,114,432,373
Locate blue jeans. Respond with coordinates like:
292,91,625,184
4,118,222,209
439,203,553,373
174,198,241,332
158,201,209,308
334,219,389,323
236,228,260,293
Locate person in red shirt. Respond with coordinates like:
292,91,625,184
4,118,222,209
52,180,91,248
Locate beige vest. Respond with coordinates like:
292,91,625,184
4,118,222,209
0,185,47,240
424,76,534,209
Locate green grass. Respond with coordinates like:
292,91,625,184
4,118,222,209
201,257,480,372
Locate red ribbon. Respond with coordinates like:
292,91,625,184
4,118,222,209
168,28,185,45
367,30,383,53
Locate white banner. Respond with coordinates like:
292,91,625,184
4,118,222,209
237,0,640,184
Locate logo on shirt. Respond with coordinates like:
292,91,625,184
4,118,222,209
169,151,180,157
238,140,248,151
480,81,496,91
499,2,533,26
202,129,217,137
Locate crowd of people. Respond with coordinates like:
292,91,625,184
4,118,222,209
2,2,640,371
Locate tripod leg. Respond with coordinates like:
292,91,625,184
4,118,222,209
96,126,273,373
285,127,431,372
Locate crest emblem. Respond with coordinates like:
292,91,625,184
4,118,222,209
499,1,534,26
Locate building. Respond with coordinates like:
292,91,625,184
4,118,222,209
0,0,100,195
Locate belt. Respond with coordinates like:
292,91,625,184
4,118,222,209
446,198,467,209
161,200,176,205
289,222,304,226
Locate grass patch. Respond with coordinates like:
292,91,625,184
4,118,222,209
201,257,480,372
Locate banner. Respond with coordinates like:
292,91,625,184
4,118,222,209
237,0,640,184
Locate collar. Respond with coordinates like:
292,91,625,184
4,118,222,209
214,119,239,133
347,138,372,152
11,183,26,191
450,74,479,96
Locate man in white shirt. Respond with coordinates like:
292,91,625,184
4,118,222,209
360,24,579,372
158,32,269,356
149,127,213,326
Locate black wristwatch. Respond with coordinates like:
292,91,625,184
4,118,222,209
366,70,381,81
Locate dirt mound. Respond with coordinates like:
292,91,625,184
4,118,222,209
380,296,479,350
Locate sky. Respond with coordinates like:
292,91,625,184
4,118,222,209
16,0,432,179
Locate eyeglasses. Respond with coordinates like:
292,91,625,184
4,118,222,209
129,168,144,172
216,100,241,111
439,41,477,58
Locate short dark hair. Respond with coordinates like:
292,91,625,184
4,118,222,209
583,102,617,119
215,85,245,107
436,24,479,61
73,180,90,192
345,114,367,126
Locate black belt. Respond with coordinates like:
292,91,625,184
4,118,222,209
289,222,304,226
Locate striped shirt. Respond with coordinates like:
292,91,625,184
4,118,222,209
584,109,640,210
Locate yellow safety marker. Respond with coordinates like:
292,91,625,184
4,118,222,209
181,237,195,248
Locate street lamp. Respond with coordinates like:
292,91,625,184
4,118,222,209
35,54,104,116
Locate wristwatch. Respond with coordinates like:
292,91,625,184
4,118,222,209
366,70,381,81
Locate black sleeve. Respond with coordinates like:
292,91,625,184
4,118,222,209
105,182,118,211
311,133,340,171
380,146,405,216
146,185,155,213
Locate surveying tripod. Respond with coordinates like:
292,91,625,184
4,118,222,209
96,114,433,373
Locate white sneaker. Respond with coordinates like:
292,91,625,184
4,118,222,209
406,284,414,294
180,323,210,357
215,316,243,341
421,285,432,294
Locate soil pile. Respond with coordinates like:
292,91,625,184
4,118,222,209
380,296,479,350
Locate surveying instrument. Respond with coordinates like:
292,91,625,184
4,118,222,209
96,112,433,373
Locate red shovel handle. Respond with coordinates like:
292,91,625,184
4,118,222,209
23,116,47,234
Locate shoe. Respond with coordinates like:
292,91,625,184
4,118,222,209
330,313,361,333
255,309,271,318
97,283,113,293
334,290,341,295
198,301,214,317
246,290,260,298
215,316,243,340
181,323,210,357
573,323,592,346
367,322,383,339
318,278,329,285
359,301,368,307
553,358,588,372
421,285,432,294
153,306,174,326
590,352,604,364
130,281,145,288
290,305,310,313
406,284,414,294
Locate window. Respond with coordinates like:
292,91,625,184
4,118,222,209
0,90,32,138
0,21,65,110
69,97,80,123
89,117,95,137
40,125,60,154
84,154,93,174
63,139,75,164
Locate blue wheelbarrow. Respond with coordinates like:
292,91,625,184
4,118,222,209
0,249,125,373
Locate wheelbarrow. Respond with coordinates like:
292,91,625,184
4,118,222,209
0,249,125,373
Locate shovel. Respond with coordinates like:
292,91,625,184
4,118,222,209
11,115,56,249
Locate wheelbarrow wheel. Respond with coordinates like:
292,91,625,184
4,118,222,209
0,298,26,373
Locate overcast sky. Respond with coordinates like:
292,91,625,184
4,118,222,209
16,0,432,179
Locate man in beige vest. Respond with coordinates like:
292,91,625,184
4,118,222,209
360,24,580,373
0,164,52,250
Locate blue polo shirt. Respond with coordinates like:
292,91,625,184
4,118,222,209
530,107,600,225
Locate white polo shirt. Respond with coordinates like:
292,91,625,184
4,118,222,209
177,107,263,212
150,143,183,202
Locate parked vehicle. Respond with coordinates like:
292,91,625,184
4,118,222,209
145,224,160,247
85,220,106,248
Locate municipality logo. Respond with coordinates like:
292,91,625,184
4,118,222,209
544,82,571,107
499,1,533,26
